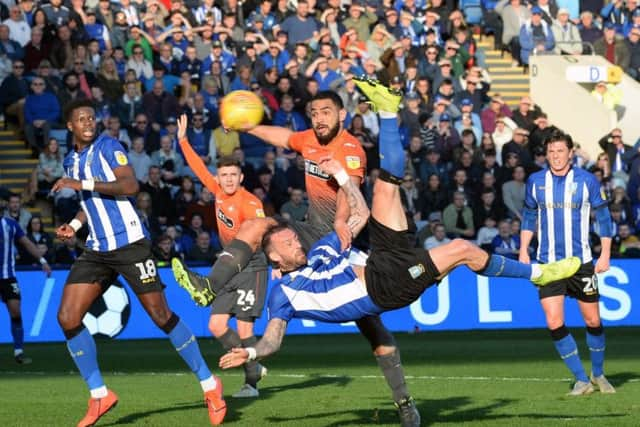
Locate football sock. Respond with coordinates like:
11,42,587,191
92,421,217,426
241,336,261,388
378,116,405,179
217,328,242,350
550,325,589,383
478,254,532,279
66,327,105,392
207,239,253,293
10,316,23,352
167,316,213,382
200,376,218,392
376,349,410,403
586,325,605,377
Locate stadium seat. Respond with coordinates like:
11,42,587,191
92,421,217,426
460,0,484,25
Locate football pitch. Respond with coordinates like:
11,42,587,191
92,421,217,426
1,328,639,426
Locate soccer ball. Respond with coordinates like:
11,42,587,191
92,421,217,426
220,90,264,130
82,281,131,338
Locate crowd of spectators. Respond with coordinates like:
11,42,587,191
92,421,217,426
1,0,640,269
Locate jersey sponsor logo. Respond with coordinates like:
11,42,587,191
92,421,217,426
346,156,361,169
217,208,235,228
344,142,356,148
601,188,608,201
408,264,425,279
304,159,330,180
114,151,128,166
256,209,265,218
543,202,580,209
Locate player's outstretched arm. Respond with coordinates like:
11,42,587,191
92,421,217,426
52,165,139,197
245,125,293,149
219,318,288,369
176,114,221,195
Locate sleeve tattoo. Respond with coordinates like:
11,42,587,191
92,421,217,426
255,319,288,359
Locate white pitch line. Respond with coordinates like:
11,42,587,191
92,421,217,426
2,371,639,383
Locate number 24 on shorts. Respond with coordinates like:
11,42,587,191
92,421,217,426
236,289,256,308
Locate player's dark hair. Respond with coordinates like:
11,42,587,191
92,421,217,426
261,221,294,269
544,130,574,150
217,156,242,169
311,90,344,109
64,99,95,123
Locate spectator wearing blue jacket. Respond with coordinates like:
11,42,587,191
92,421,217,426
260,42,290,74
247,1,278,32
272,94,308,132
0,24,24,61
24,76,60,151
305,56,339,91
600,0,630,35
519,7,556,65
200,40,236,78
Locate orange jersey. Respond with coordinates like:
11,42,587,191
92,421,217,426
288,129,366,233
178,137,265,246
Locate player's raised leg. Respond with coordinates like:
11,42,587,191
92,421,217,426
58,283,119,427
137,290,226,424
579,300,615,393
353,77,419,427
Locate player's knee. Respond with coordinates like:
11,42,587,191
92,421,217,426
373,344,397,357
57,306,82,331
583,316,601,328
450,238,475,258
208,318,228,338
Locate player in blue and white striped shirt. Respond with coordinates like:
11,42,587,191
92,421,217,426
51,100,226,426
520,130,615,396
217,80,581,396
0,215,51,364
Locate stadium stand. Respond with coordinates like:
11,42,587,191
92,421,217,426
0,0,639,266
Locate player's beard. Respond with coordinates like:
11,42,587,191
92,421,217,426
314,121,340,145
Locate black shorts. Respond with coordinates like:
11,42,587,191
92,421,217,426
365,217,440,310
0,278,20,302
211,268,268,320
539,262,599,303
65,239,164,294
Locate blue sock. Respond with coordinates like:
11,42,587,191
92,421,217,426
379,116,405,178
66,328,104,390
479,254,532,279
554,334,589,382
586,330,606,377
10,317,24,352
168,319,212,381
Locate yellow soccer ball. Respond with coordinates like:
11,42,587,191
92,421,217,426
220,90,264,130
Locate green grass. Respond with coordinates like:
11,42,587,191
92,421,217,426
1,328,639,426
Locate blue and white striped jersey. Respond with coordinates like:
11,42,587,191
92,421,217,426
267,232,384,323
524,167,608,263
0,217,25,279
63,135,146,252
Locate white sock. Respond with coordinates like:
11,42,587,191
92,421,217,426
90,386,108,399
379,111,396,119
200,376,217,392
530,264,542,280
14,349,23,357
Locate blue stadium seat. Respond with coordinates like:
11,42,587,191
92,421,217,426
460,0,484,25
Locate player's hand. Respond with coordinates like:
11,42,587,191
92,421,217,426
42,262,52,277
594,256,610,274
317,156,344,177
335,220,352,251
177,113,188,140
52,177,82,192
219,348,249,369
271,268,282,280
519,252,530,264
56,224,76,241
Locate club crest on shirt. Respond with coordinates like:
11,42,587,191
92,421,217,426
217,208,234,228
256,209,265,218
601,188,608,201
346,156,361,169
114,151,128,166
